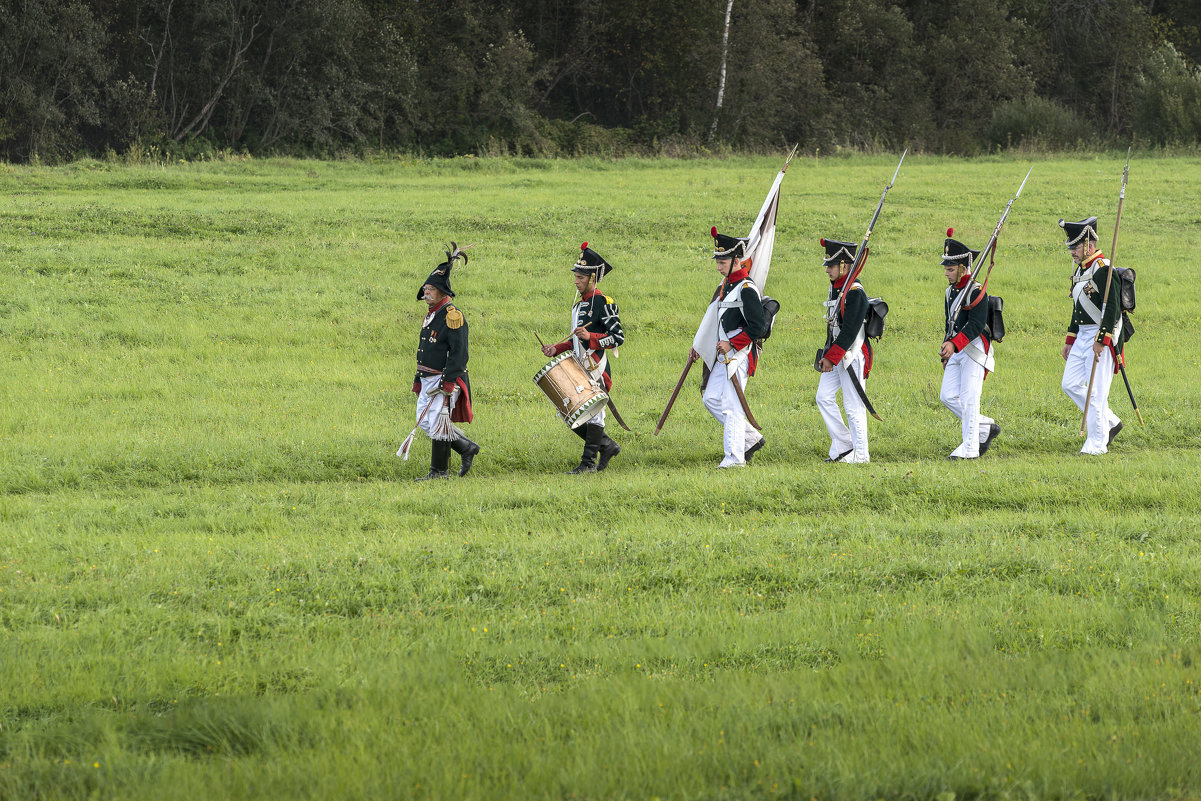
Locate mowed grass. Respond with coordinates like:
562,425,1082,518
1,154,1199,800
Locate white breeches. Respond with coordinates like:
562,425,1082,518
702,357,759,467
416,375,448,438
940,350,994,458
1061,325,1119,454
815,351,869,463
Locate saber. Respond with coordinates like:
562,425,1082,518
1081,149,1131,435
1117,353,1144,425
397,384,444,460
845,366,881,421
730,377,761,431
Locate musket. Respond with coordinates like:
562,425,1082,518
819,150,904,421
1081,149,1131,435
838,149,907,317
653,351,698,435
946,167,1033,337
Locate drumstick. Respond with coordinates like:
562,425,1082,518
535,332,546,348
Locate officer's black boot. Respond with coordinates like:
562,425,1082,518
596,431,620,471
415,440,451,481
449,434,480,477
568,424,604,474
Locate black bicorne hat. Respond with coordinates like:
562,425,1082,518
711,226,747,259
941,228,980,268
572,242,614,280
820,238,858,267
418,242,469,300
1059,217,1099,248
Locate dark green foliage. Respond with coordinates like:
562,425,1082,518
1133,43,1201,145
3,0,1201,161
986,96,1092,150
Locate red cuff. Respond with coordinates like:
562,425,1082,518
730,332,752,350
1100,335,1112,346
588,332,603,348
951,332,969,352
825,344,846,365
551,341,571,356
1066,335,1076,345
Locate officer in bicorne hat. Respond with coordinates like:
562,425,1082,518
541,243,625,473
816,238,871,463
692,227,767,468
1059,216,1124,454
939,229,1000,460
412,244,479,480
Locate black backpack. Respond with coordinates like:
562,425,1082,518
755,296,781,344
1111,266,1135,345
1115,266,1136,312
864,297,889,340
987,295,1005,342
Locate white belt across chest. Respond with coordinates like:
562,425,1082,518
822,297,864,363
1071,263,1123,340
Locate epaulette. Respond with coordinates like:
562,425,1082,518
445,305,464,329
603,295,614,305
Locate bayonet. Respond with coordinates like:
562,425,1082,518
946,166,1032,337
838,149,907,316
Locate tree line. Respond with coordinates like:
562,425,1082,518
2,0,1201,162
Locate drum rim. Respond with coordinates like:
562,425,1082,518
532,351,573,383
565,392,609,427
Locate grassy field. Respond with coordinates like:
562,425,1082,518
1,153,1199,800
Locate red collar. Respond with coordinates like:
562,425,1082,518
727,267,750,284
953,275,971,290
1083,251,1106,269
831,275,848,290
581,288,601,301
427,297,450,315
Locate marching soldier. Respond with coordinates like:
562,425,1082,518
692,228,767,468
816,238,871,463
1059,217,1124,454
541,243,624,473
412,245,480,480
939,230,1000,460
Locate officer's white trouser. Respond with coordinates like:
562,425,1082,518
940,350,994,458
816,351,869,463
703,357,756,467
1061,325,1120,455
416,375,449,439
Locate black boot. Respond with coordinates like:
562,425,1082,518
449,434,480,477
980,423,1001,455
596,432,620,471
569,424,604,474
415,440,451,481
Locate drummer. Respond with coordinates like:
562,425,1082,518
540,243,625,473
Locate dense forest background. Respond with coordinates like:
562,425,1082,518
3,0,1201,162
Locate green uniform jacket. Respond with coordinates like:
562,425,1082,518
1067,252,1121,347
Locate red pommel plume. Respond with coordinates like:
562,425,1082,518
581,242,588,250
711,226,718,238
820,238,826,246
947,227,954,237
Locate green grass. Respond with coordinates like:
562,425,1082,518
1,153,1199,800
